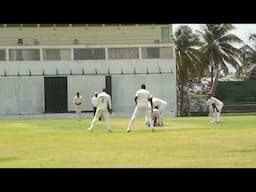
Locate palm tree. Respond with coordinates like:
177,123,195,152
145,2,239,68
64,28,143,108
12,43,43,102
198,24,243,87
237,34,256,79
236,44,255,78
247,34,256,64
174,25,202,116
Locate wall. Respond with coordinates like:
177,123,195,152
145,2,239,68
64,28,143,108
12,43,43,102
67,76,105,111
111,74,176,116
0,76,44,115
0,25,172,45
0,59,176,116
0,74,176,116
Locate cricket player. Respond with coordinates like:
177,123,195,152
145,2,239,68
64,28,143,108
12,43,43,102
145,106,161,127
145,97,167,127
206,91,224,123
152,97,167,126
91,92,98,116
127,84,154,132
152,106,161,127
88,88,112,132
91,92,102,121
73,92,83,121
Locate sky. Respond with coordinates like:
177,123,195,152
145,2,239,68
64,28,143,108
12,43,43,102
173,24,256,46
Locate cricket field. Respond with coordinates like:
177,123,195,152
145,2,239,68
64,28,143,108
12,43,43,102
0,115,256,168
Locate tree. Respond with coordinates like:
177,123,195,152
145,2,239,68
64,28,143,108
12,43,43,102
198,24,243,87
236,45,254,79
174,25,202,116
236,34,256,79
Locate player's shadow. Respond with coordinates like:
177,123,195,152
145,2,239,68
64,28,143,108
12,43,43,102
0,156,18,162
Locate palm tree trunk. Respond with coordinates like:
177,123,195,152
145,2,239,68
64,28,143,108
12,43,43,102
212,68,219,94
179,83,184,117
210,64,214,87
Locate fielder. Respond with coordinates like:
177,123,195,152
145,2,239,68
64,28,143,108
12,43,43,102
152,106,161,127
145,106,161,127
91,92,102,121
91,92,98,116
127,84,154,132
152,97,167,126
88,88,112,132
145,97,167,127
73,92,83,121
206,91,224,123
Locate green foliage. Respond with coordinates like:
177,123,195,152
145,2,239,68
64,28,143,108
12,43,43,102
174,25,203,116
198,24,243,85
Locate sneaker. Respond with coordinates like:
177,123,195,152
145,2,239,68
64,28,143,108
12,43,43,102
88,128,93,132
151,128,154,132
127,129,131,132
145,122,150,128
108,129,112,133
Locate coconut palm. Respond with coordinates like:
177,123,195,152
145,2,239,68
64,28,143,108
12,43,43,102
174,25,202,116
198,24,243,87
237,34,256,79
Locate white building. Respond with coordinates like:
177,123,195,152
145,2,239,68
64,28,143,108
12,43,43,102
0,24,176,116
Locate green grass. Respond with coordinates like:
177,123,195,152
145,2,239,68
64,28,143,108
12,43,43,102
0,115,256,168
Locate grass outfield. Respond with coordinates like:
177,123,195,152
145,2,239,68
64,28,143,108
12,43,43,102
0,115,256,168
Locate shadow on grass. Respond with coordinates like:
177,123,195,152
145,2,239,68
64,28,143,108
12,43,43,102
0,156,18,162
227,149,256,153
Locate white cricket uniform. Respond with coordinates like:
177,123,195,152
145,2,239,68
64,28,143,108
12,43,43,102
206,96,224,123
152,108,160,126
127,89,154,131
73,96,83,120
88,92,112,131
152,97,167,125
91,96,97,107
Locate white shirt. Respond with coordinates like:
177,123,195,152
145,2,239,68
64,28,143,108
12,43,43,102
152,97,167,108
91,96,98,107
206,96,224,108
73,96,82,105
135,89,152,108
96,92,112,110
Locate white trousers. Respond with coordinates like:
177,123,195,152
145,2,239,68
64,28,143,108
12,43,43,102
128,106,153,131
75,105,82,120
210,104,223,123
89,108,111,131
158,103,167,124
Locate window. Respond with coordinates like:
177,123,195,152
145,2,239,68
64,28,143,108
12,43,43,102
108,48,139,59
104,24,119,26
6,24,21,27
161,27,170,43
74,48,105,60
43,49,71,60
142,47,173,59
9,49,40,61
23,24,38,27
87,24,102,26
159,47,173,58
0,50,6,61
142,48,160,58
71,24,86,27
55,24,70,27
39,24,54,27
